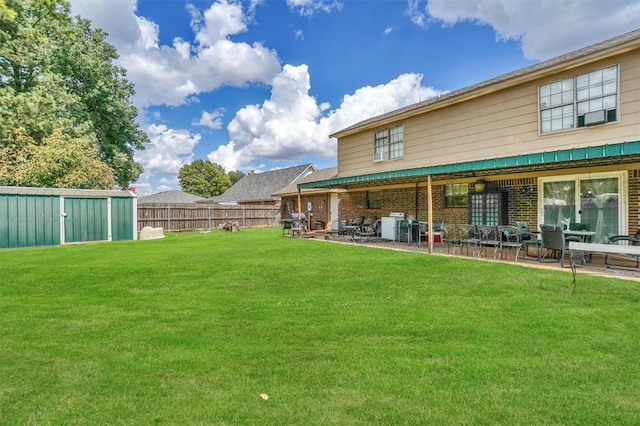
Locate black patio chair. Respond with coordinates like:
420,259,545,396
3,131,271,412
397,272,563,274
606,229,640,269
477,225,500,258
440,223,460,254
540,224,570,267
516,221,541,261
496,225,524,262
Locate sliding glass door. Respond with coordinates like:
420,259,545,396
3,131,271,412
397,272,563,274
540,172,625,243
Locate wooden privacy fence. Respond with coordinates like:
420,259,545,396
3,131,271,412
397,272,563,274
137,203,280,232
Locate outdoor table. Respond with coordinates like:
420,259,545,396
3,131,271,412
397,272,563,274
564,230,596,242
343,225,360,242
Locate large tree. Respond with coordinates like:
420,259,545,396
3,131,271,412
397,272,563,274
178,160,232,198
0,0,147,189
228,170,245,185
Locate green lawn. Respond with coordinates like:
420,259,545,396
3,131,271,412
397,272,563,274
1,228,639,424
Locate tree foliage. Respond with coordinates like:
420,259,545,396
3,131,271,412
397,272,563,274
11,128,116,189
178,160,232,198
0,0,147,189
228,170,245,185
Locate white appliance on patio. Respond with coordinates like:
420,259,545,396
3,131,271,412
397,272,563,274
381,212,405,241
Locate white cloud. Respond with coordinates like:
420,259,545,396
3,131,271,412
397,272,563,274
194,109,226,129
285,0,342,16
384,27,393,35
206,65,443,172
192,0,248,45
408,0,640,59
294,29,304,39
134,124,201,175
69,0,281,108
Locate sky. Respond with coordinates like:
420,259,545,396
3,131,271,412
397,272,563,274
67,0,640,196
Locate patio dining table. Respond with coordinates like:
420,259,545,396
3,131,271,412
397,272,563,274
564,230,596,242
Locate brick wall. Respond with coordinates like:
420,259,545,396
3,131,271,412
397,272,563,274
303,170,639,233
282,194,330,228
338,178,541,228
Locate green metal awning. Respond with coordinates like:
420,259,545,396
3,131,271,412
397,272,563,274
298,141,640,189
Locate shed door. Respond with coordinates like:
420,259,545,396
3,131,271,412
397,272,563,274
111,197,134,241
64,198,108,243
0,194,60,248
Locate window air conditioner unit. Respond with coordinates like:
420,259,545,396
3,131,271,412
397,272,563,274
584,109,606,126
373,152,388,162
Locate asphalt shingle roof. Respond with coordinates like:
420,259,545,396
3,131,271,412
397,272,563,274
272,167,338,196
137,190,204,204
201,164,316,203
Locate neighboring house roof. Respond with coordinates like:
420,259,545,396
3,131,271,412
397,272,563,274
0,186,135,198
331,28,640,139
201,164,316,203
137,190,203,204
272,167,339,196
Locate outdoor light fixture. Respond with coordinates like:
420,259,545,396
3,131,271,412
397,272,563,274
474,179,486,193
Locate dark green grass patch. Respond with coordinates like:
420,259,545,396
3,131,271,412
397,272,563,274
1,228,639,424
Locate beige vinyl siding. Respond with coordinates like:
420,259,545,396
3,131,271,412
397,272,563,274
337,51,640,178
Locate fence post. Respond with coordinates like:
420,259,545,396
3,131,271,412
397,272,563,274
167,206,171,231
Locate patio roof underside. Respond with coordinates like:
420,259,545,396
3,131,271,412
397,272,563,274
298,141,640,190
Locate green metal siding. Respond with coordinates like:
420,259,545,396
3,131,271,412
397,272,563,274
64,198,108,243
111,197,134,241
0,194,60,248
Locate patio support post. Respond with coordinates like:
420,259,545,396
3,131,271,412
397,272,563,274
297,189,302,217
428,175,433,253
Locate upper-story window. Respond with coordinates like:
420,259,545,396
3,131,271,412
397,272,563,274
373,125,403,162
539,65,618,134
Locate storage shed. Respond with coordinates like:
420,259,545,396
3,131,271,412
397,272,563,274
0,186,137,249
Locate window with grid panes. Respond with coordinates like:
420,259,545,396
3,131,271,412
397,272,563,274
468,192,508,226
444,184,468,208
374,125,403,161
539,65,617,133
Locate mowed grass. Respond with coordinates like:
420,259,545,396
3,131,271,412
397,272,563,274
1,228,639,425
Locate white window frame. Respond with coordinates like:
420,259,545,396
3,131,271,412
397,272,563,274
373,125,404,162
538,64,619,134
538,171,627,241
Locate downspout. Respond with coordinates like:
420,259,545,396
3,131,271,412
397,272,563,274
414,182,419,220
428,175,433,254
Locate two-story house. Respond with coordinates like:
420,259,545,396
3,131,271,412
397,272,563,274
300,28,640,244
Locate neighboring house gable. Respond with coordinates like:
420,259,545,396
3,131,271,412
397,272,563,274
272,167,338,198
203,164,317,204
271,167,340,229
137,190,204,204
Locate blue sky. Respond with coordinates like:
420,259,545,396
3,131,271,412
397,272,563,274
67,0,640,195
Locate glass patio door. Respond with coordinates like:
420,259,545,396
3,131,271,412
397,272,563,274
541,172,624,243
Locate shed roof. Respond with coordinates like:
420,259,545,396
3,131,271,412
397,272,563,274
201,164,316,203
137,190,203,204
0,186,135,198
331,28,640,138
